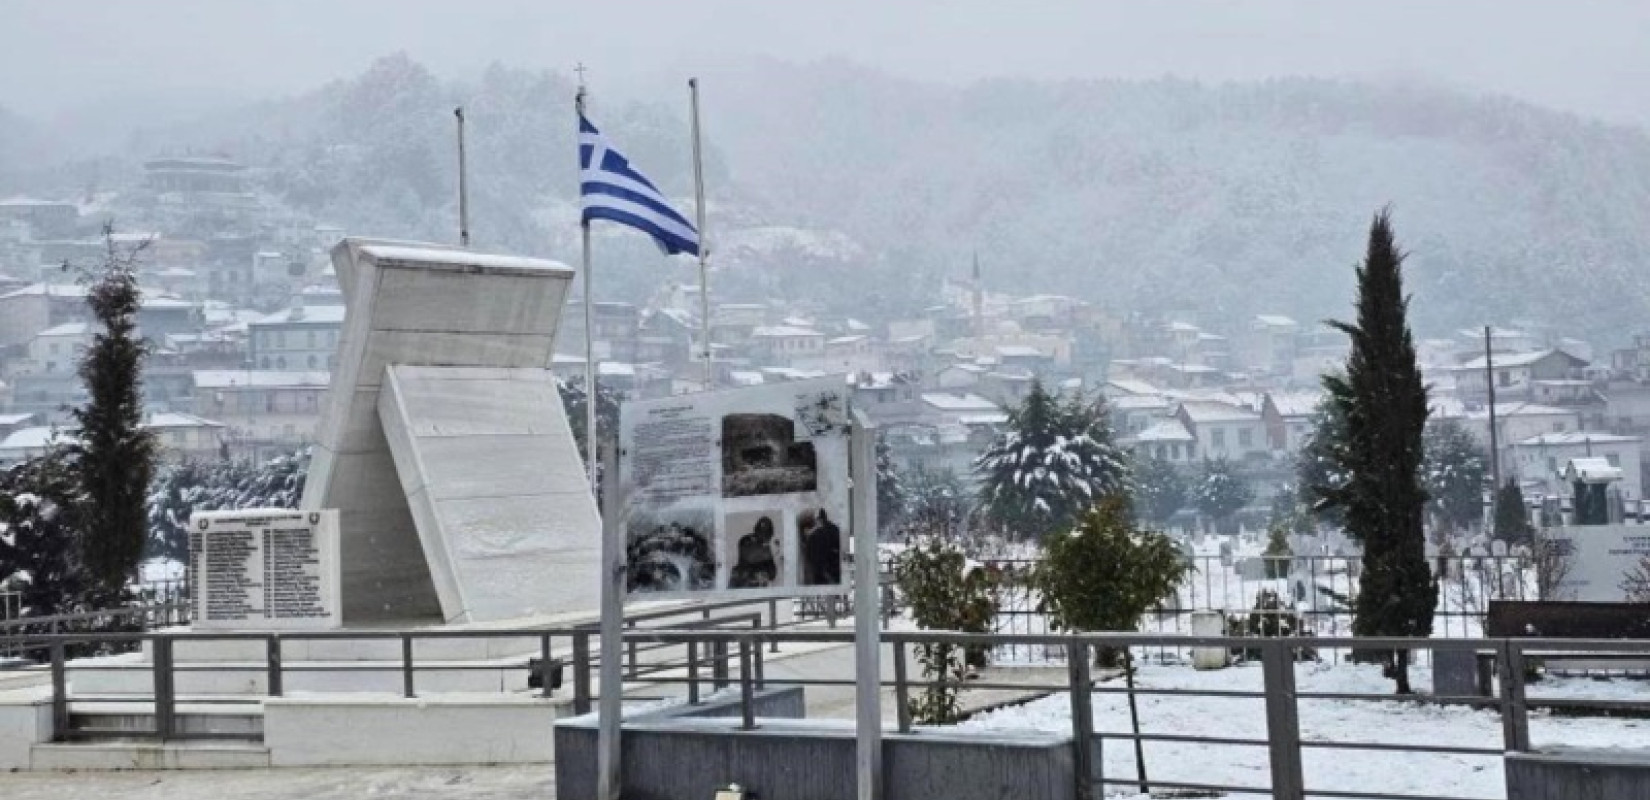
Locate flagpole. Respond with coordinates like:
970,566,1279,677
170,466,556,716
577,85,599,497
689,77,712,389
454,107,470,247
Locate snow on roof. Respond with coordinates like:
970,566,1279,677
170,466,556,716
1167,321,1201,333
0,283,85,300
145,412,225,429
1133,419,1195,442
253,305,348,325
0,197,75,208
1106,379,1162,397
1265,392,1322,418
358,245,573,274
845,318,871,332
994,345,1044,358
1465,402,1576,419
921,392,1000,413
551,353,586,366
759,367,828,380
1177,400,1261,423
828,335,868,346
1563,457,1623,483
956,412,1009,426
0,426,60,451
1459,348,1585,370
729,371,765,386
0,413,36,426
1254,314,1298,328
598,362,636,377
1516,432,1639,447
193,370,331,389
751,325,823,338
1111,395,1171,411
36,322,90,338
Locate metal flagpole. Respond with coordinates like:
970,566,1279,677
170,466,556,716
577,81,599,496
454,107,470,247
850,408,883,800
688,78,713,389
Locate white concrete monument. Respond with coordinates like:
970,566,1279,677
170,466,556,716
301,239,601,624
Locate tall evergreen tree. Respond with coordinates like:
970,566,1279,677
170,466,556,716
66,227,158,600
1295,396,1349,529
0,451,90,617
1193,457,1254,534
1492,479,1534,545
974,379,1129,540
1316,210,1435,694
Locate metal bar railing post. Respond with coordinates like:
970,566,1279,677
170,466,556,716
712,639,730,691
153,635,175,739
401,635,415,699
1498,639,1531,752
893,640,912,734
266,634,283,697
626,620,639,680
751,617,765,688
1261,639,1306,800
738,637,756,731
539,633,555,699
768,598,780,653
1067,642,1096,800
573,632,592,715
687,641,700,704
50,642,68,741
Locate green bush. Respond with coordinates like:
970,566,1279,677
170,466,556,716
1031,496,1189,667
1226,589,1317,662
891,536,1001,724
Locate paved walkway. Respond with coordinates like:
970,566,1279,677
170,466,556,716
0,766,554,800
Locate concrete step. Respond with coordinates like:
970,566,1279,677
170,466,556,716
69,700,264,737
30,740,271,770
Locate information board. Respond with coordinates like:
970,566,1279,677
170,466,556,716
1546,524,1650,601
188,508,342,630
618,377,853,600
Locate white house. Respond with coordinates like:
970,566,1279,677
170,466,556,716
1511,431,1643,501
1175,400,1269,462
1126,418,1198,465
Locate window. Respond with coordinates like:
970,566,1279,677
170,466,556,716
1498,370,1512,387
307,330,316,348
307,355,318,369
1155,445,1166,459
276,356,287,370
1608,454,1622,468
266,392,277,413
260,357,271,369
48,342,59,355
1238,429,1252,448
1211,429,1226,448
1547,457,1557,474
275,332,286,349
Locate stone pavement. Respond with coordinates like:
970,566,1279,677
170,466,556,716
0,766,554,800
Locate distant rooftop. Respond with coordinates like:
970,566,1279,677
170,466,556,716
193,370,330,389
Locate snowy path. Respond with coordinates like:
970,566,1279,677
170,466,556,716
960,661,1650,799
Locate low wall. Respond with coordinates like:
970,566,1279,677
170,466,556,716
1507,749,1650,800
264,693,571,766
0,688,52,770
555,688,1076,800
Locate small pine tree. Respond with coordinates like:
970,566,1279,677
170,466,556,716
1318,210,1435,694
1422,419,1488,536
974,378,1130,540
1492,480,1534,545
891,536,1000,724
67,226,159,600
1131,451,1187,526
1193,458,1254,534
0,452,90,617
1263,523,1293,579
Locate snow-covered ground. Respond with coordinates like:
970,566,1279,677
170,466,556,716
960,661,1650,799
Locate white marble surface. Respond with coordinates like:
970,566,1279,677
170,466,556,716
380,366,601,624
301,239,577,625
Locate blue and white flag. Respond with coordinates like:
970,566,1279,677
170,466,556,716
579,114,700,256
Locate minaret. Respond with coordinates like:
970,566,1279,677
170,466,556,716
972,251,984,338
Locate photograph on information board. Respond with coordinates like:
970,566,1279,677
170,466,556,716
618,376,852,600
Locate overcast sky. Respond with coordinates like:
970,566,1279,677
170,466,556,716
6,0,1650,127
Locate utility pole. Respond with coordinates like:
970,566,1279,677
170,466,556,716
1485,325,1500,491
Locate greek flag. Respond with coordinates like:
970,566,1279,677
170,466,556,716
579,114,700,256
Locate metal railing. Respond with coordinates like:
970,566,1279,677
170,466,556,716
983,554,1535,664
618,628,1650,800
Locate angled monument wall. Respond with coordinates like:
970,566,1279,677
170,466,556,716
301,239,600,624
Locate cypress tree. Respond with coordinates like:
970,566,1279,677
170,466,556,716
67,226,159,600
1317,210,1435,694
1493,479,1534,545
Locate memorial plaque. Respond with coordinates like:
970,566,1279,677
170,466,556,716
189,509,342,630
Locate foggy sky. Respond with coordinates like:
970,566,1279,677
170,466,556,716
5,0,1650,128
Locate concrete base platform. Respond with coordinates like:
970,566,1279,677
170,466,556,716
29,741,272,770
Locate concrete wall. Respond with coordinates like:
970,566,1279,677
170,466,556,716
264,694,568,766
0,690,53,770
1507,750,1650,800
555,689,1077,800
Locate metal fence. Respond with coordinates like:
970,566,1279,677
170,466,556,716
985,554,1535,664
7,606,1650,799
